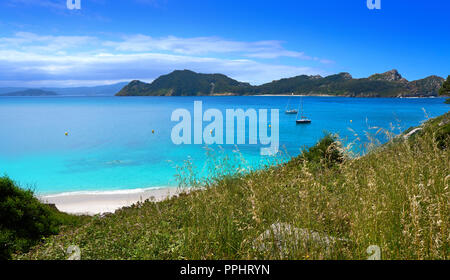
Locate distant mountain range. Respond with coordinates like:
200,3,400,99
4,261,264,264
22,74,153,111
0,82,128,97
1,71,445,98
116,70,446,97
0,89,58,97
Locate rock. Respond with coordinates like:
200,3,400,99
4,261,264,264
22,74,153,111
253,223,349,258
403,128,423,139
369,69,406,82
99,212,113,218
339,72,353,80
439,118,449,127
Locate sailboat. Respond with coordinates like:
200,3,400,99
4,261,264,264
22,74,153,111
296,97,311,124
285,93,298,114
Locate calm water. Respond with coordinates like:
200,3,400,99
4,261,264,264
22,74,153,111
0,96,448,194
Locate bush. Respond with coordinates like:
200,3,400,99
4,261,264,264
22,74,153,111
301,134,344,166
413,112,450,150
0,177,62,260
434,120,450,150
286,133,345,170
438,75,450,96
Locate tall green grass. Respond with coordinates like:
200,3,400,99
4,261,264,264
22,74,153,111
16,113,449,260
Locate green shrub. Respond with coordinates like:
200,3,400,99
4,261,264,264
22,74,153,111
287,133,345,170
0,177,63,260
413,112,450,150
301,134,344,166
434,121,450,150
438,75,450,96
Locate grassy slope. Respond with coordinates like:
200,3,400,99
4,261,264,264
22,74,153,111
17,113,449,260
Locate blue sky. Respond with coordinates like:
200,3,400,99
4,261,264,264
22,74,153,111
0,0,448,87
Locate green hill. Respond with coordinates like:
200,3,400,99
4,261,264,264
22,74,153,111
116,69,445,97
117,70,251,96
15,112,449,260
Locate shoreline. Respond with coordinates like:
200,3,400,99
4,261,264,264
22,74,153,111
39,187,182,216
253,94,443,98
1,95,445,98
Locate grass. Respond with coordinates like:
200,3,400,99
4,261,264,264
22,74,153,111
15,112,449,260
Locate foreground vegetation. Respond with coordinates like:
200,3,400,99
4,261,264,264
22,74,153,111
0,178,89,260
13,112,450,260
440,76,450,104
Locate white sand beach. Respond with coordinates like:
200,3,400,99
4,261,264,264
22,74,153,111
39,187,182,215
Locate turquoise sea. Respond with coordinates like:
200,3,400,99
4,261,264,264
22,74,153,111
0,96,448,195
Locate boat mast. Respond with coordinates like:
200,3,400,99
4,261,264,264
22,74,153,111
301,97,304,118
285,93,294,111
296,96,301,119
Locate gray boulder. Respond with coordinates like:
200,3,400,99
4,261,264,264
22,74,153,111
253,223,349,258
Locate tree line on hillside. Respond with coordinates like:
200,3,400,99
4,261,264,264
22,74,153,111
116,69,446,97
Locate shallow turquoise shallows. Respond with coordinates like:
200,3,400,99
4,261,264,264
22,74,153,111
0,96,448,195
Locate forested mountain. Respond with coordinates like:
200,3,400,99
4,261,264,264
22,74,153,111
116,69,445,97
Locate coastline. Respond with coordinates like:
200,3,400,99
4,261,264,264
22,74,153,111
39,187,182,215
253,94,444,98
2,94,445,98
254,94,336,97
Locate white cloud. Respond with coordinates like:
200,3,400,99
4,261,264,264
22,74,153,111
5,0,66,9
0,32,97,52
0,32,330,87
103,35,321,60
